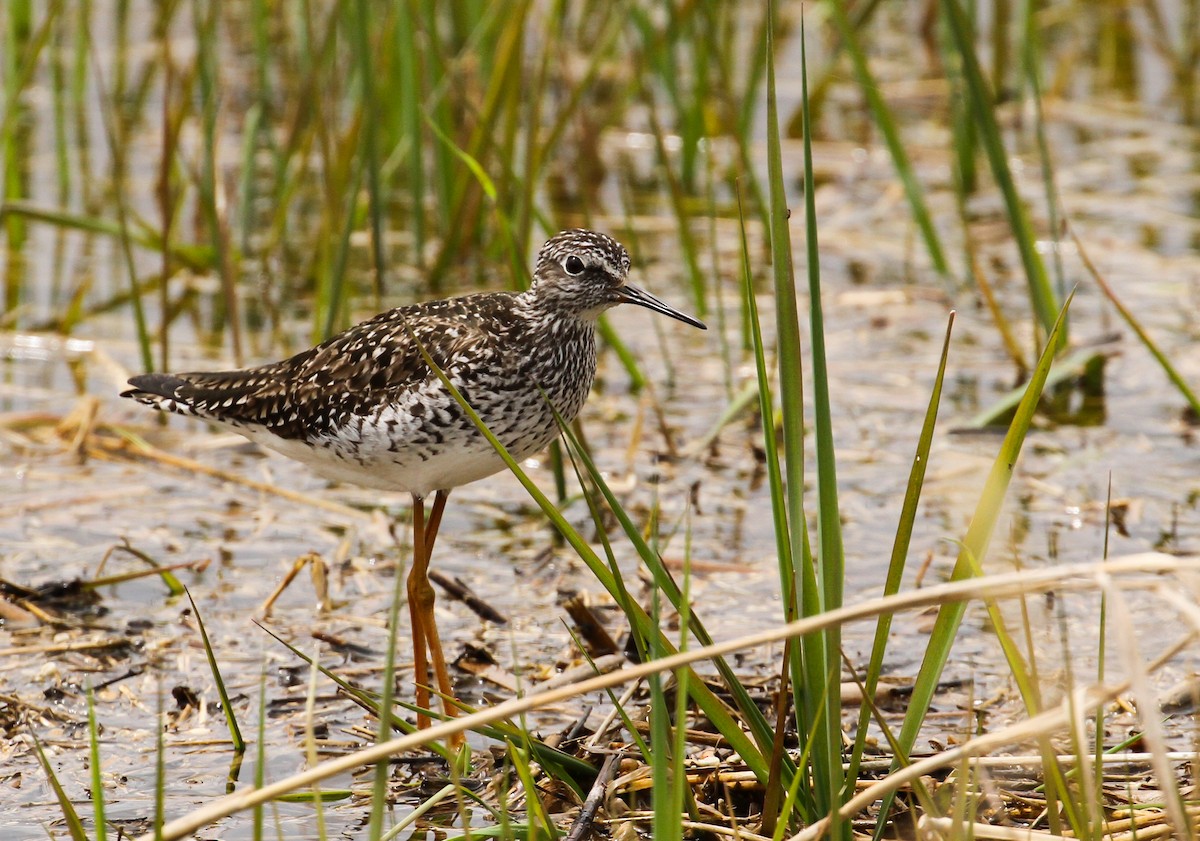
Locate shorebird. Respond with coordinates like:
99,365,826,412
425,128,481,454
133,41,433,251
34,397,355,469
123,228,706,732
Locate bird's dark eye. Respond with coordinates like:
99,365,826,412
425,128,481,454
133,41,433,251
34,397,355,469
563,255,586,276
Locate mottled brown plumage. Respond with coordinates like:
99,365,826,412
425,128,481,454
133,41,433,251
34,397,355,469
122,228,705,734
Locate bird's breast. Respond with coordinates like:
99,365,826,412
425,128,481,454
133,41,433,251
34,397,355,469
256,324,599,496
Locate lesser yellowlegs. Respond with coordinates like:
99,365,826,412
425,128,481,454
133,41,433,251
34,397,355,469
122,228,706,730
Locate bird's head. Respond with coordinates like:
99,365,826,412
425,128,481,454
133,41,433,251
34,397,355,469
531,229,706,329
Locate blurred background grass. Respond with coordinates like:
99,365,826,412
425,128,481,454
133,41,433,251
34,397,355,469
2,0,1195,376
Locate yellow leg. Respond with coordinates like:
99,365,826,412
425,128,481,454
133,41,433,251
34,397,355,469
424,488,448,557
421,492,460,730
407,494,432,730
407,490,461,745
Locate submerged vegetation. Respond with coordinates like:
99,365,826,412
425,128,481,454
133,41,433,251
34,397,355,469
2,1,1200,840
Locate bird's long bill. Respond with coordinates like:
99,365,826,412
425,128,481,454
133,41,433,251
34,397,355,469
617,283,707,330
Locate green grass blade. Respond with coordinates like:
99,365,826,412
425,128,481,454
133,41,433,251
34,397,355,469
1019,2,1067,302
940,0,1060,343
320,154,363,341
826,0,952,281
649,590,678,841
191,0,241,363
672,539,694,826
424,113,497,201
101,540,186,596
524,5,621,199
351,0,386,302
846,311,954,788
766,0,823,819
393,1,425,261
155,692,165,840
738,185,813,821
0,200,216,270
508,740,559,840
29,728,89,841
369,508,413,841
302,643,331,839
86,39,153,372
427,1,529,286
1072,230,1200,417
253,666,266,841
796,9,847,826
735,193,791,604
0,1,57,152
709,9,771,249
184,587,245,752
3,2,55,316
764,0,811,621
764,2,815,745
557,421,782,781
87,685,108,841
876,289,1075,836
1093,478,1112,835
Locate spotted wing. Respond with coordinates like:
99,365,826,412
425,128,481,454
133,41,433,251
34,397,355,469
122,304,499,440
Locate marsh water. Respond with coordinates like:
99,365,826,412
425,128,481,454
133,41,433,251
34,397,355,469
2,3,1199,838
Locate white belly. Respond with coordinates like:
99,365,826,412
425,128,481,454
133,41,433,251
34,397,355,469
238,420,554,498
